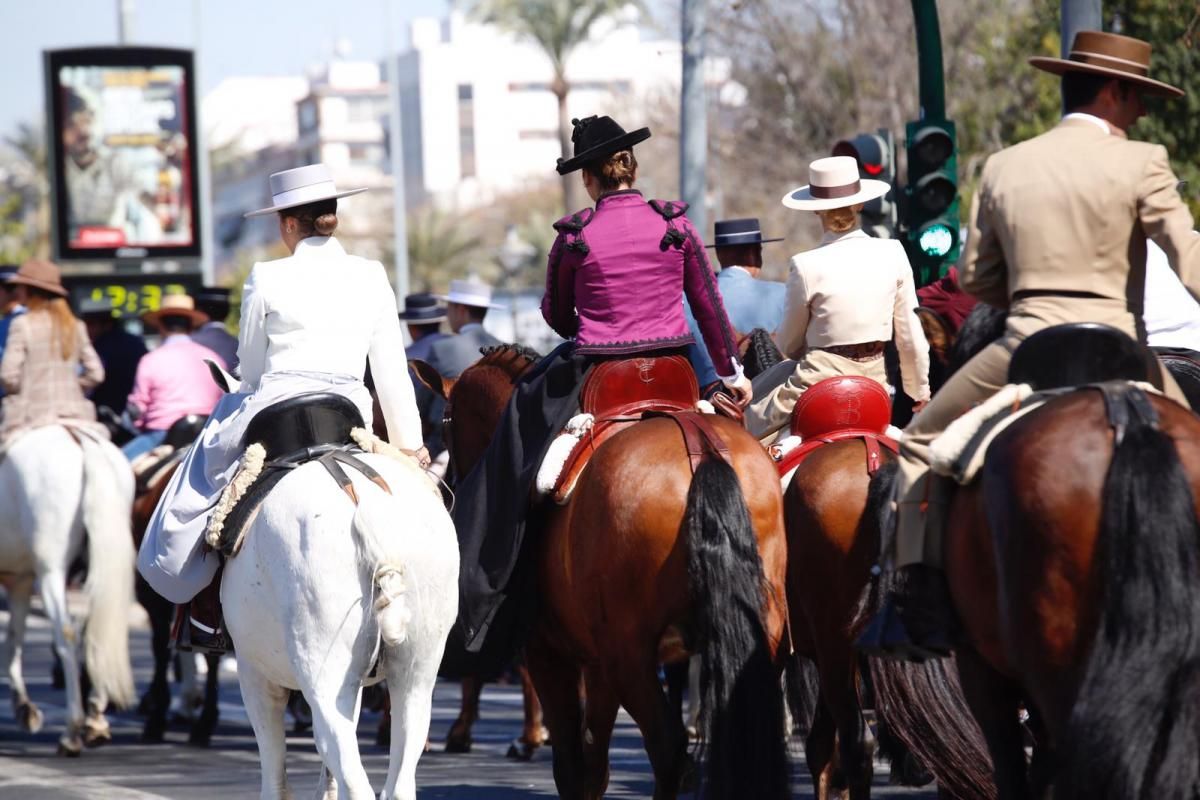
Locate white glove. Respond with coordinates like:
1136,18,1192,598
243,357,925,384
722,373,753,409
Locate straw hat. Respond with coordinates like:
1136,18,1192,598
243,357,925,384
1029,30,1183,98
782,156,890,212
8,260,67,297
438,278,506,310
142,294,209,330
244,163,368,218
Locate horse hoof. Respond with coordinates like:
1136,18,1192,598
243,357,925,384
17,702,44,734
57,736,83,757
506,739,539,761
444,735,472,754
84,715,112,748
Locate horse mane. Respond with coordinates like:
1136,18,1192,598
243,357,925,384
948,303,1007,374
479,343,541,365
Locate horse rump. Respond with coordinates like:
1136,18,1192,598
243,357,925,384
1055,394,1200,800
684,456,790,799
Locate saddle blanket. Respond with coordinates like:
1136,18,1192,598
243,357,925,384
929,381,1160,484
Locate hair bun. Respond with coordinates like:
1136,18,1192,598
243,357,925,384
313,212,338,236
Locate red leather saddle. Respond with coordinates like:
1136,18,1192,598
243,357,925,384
551,355,699,504
776,376,898,477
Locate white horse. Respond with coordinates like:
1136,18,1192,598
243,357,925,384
0,425,136,754
221,441,458,799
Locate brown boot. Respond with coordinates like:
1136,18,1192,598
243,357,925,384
174,568,233,655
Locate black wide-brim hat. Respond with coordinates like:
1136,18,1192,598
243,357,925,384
556,115,651,175
705,218,784,248
399,292,448,323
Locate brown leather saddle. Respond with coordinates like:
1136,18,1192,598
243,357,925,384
549,355,699,504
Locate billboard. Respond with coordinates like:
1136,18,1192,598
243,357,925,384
46,47,201,261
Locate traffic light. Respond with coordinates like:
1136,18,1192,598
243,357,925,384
832,129,897,238
903,118,959,286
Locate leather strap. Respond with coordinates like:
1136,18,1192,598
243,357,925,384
650,411,733,474
316,451,393,506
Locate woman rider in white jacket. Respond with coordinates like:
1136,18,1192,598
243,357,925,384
138,165,426,651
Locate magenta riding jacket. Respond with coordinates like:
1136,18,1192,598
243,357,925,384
540,190,740,377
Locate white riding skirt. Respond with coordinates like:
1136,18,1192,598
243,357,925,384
137,370,371,603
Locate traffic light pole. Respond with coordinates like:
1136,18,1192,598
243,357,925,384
1062,0,1102,58
911,0,945,121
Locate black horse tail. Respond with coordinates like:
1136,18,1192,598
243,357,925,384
685,456,790,799
1057,394,1200,799
856,462,998,800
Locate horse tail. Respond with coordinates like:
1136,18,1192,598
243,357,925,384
1056,395,1200,799
684,456,789,800
351,483,414,648
79,437,136,709
784,654,820,738
857,461,997,800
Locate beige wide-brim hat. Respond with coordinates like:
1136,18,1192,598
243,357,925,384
8,259,68,297
437,278,506,310
142,294,209,330
1029,30,1183,99
244,163,368,218
782,156,890,212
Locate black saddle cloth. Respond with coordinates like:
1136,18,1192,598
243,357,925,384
1009,323,1163,391
216,393,369,556
1153,346,1200,413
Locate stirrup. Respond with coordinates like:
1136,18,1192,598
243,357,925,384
172,603,233,656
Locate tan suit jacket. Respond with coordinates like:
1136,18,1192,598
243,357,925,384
1,312,104,440
963,117,1200,317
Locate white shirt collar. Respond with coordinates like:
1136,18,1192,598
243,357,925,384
1063,112,1111,135
294,235,345,257
820,228,868,246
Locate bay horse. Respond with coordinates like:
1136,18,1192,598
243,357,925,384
0,425,136,754
943,364,1200,798
787,304,1011,799
425,345,791,799
131,454,221,745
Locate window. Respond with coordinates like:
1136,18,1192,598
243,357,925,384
298,100,318,134
457,83,475,178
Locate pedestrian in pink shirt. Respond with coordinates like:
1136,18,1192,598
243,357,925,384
123,295,224,461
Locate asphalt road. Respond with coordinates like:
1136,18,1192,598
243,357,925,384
0,595,940,799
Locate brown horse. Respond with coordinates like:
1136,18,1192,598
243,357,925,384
131,459,222,745
422,345,792,799
942,384,1200,799
785,443,997,800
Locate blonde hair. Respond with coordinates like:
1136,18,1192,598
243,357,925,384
585,149,638,192
25,292,79,360
816,204,863,235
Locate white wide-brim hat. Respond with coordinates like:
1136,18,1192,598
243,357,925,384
438,278,506,310
244,163,368,217
782,155,890,211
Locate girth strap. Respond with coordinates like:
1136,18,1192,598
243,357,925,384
648,410,732,474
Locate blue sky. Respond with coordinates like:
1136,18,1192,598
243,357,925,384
0,0,448,138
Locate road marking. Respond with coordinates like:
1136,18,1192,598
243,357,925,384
0,756,175,799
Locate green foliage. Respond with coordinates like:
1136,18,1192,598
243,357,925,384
405,207,486,292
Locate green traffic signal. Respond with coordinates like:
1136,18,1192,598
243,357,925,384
903,118,959,286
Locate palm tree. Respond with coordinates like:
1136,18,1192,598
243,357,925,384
404,207,485,292
471,0,642,212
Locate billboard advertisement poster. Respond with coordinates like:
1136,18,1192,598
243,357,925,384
45,47,201,261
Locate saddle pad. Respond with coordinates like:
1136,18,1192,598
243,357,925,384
930,384,1038,484
134,446,187,496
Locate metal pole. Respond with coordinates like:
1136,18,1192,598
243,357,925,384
117,0,135,44
385,0,410,304
1062,0,1103,57
193,0,214,286
680,0,708,239
911,0,946,120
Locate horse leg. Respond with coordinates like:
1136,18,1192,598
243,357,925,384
579,667,621,800
3,575,42,734
39,569,86,756
445,673,481,753
819,653,873,800
614,657,687,800
379,647,440,800
507,662,547,761
138,585,172,742
305,682,374,799
237,660,293,800
526,639,585,800
804,700,836,800
189,653,221,746
957,648,1031,800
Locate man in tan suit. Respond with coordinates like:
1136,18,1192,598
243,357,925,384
863,30,1200,661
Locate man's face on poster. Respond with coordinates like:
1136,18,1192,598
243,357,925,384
63,109,96,167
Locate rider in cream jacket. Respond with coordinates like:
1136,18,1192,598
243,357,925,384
139,235,423,605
